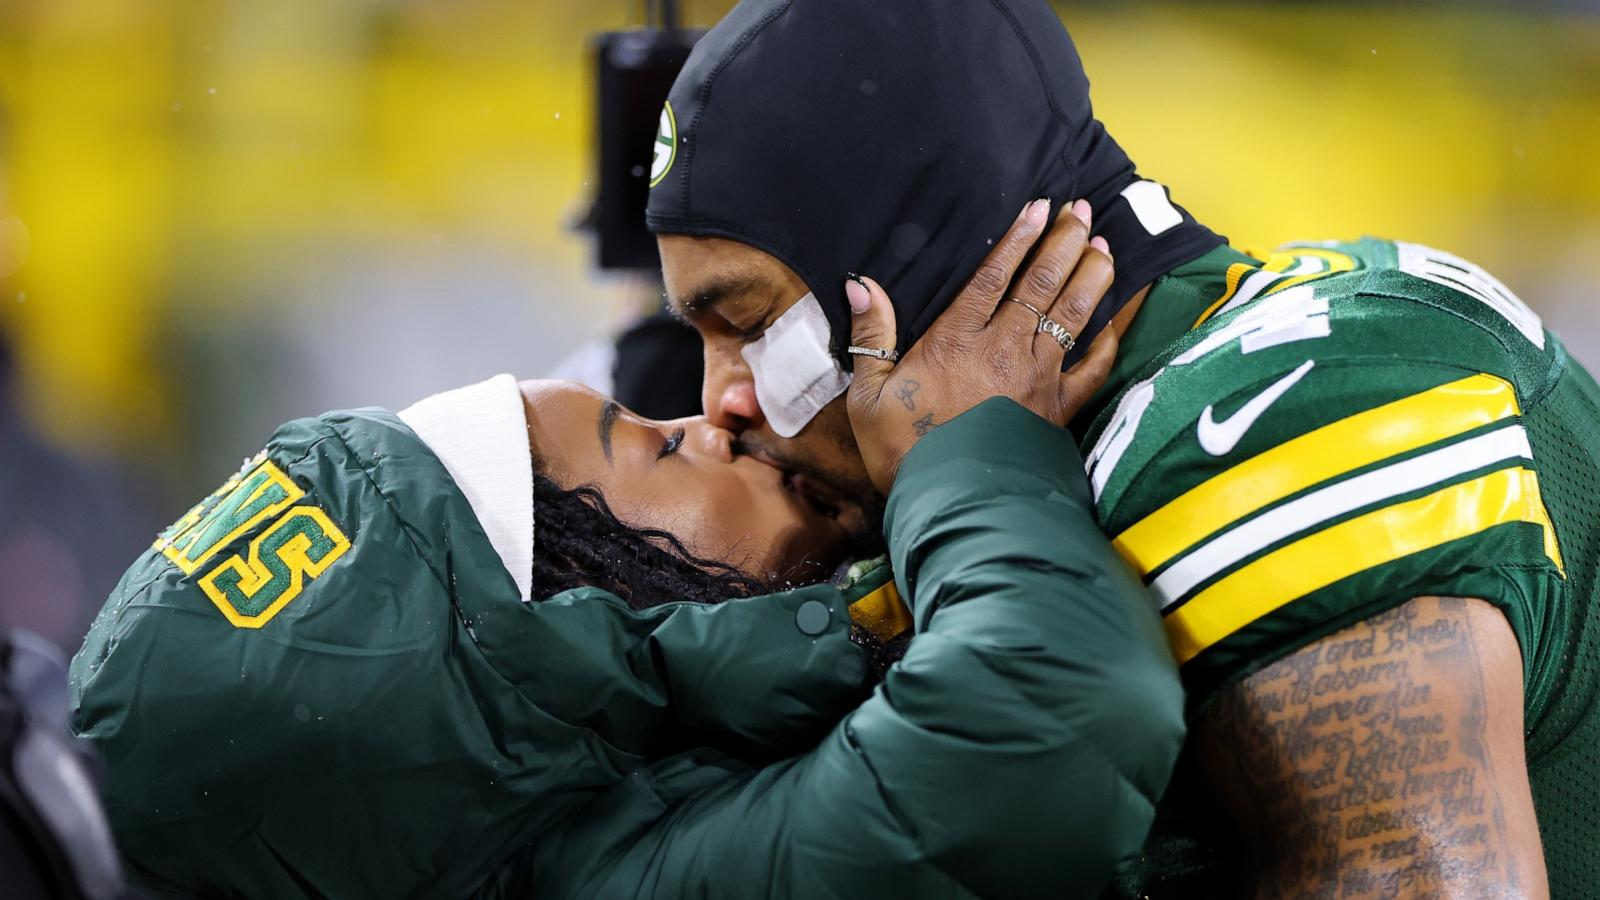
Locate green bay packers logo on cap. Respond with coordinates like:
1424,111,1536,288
650,101,677,188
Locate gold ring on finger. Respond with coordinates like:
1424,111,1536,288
1007,298,1046,323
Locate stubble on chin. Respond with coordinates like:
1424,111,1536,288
829,416,888,555
845,499,887,560
738,405,886,557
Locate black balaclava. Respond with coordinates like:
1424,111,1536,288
646,0,1224,366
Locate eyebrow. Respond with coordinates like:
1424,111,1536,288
597,400,620,464
666,273,770,323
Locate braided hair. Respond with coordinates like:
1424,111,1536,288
527,471,768,610
527,466,905,673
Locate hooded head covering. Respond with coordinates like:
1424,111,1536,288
647,0,1223,365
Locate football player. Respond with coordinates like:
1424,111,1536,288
649,1,1594,896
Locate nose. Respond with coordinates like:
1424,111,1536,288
681,417,736,464
702,345,765,433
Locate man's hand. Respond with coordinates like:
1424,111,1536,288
846,198,1117,494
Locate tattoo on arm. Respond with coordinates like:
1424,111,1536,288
912,414,937,437
895,379,921,411
1197,596,1545,899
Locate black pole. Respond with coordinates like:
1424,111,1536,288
657,0,680,30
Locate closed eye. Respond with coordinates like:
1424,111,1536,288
657,427,686,460
717,313,766,344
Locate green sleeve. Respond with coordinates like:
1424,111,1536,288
69,409,887,900
1084,289,1566,712
485,399,1185,899
475,578,884,763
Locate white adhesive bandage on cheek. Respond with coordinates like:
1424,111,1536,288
740,292,853,438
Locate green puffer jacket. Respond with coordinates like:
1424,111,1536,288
71,397,1184,899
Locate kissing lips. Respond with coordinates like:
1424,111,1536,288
784,471,842,520
738,437,867,534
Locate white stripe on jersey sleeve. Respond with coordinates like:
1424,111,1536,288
1152,423,1534,609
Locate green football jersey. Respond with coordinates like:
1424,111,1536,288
1081,239,1600,897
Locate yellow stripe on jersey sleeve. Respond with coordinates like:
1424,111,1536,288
1192,262,1254,328
1191,248,1358,328
848,580,913,643
1257,248,1358,299
1112,373,1520,579
1522,467,1566,573
1165,466,1550,663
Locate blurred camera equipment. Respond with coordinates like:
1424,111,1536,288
583,4,703,274
0,630,124,900
563,2,707,420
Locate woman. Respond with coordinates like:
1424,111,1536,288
70,206,1184,899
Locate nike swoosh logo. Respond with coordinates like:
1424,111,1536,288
1197,360,1316,456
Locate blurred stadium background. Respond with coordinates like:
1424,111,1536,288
1,0,1597,651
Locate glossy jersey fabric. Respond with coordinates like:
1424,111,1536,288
1081,239,1600,897
71,400,1185,899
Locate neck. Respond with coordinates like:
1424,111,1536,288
1064,172,1223,366
1069,240,1256,433
1107,282,1154,345
1066,278,1160,438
